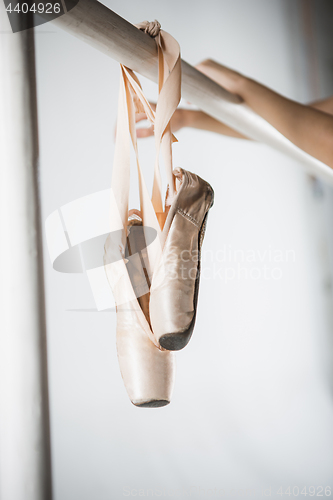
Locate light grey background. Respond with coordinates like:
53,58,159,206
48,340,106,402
35,1,333,499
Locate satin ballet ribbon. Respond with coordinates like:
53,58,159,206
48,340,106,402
104,20,181,348
135,20,181,213
110,20,181,274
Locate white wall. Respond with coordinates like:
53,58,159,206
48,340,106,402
35,1,333,499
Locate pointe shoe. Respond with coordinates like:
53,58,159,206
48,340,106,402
104,213,175,407
149,168,214,351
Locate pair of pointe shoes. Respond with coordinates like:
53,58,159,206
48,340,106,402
104,168,214,407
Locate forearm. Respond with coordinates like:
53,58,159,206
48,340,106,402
238,77,333,167
196,59,333,168
183,109,248,139
309,95,333,115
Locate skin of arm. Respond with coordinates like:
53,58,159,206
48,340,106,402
179,92,333,141
136,101,248,139
310,95,333,115
192,59,333,168
182,109,247,139
136,59,333,167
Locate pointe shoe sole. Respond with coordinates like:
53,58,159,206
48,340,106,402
135,400,170,408
104,218,176,407
116,307,175,407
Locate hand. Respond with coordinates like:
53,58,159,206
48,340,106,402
135,103,188,139
195,59,245,96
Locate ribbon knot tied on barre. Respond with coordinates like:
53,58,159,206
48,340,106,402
136,19,161,38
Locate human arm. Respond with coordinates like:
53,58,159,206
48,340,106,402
309,95,333,115
136,59,333,167
195,59,333,167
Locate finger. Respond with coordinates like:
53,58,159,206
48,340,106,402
136,125,154,138
195,58,215,69
195,63,211,76
135,112,148,123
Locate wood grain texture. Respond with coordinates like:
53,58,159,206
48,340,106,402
52,0,333,184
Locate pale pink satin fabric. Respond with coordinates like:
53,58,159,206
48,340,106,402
104,21,181,347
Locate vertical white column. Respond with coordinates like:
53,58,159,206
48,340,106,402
0,5,52,500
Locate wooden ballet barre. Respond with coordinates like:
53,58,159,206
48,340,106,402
51,0,333,185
